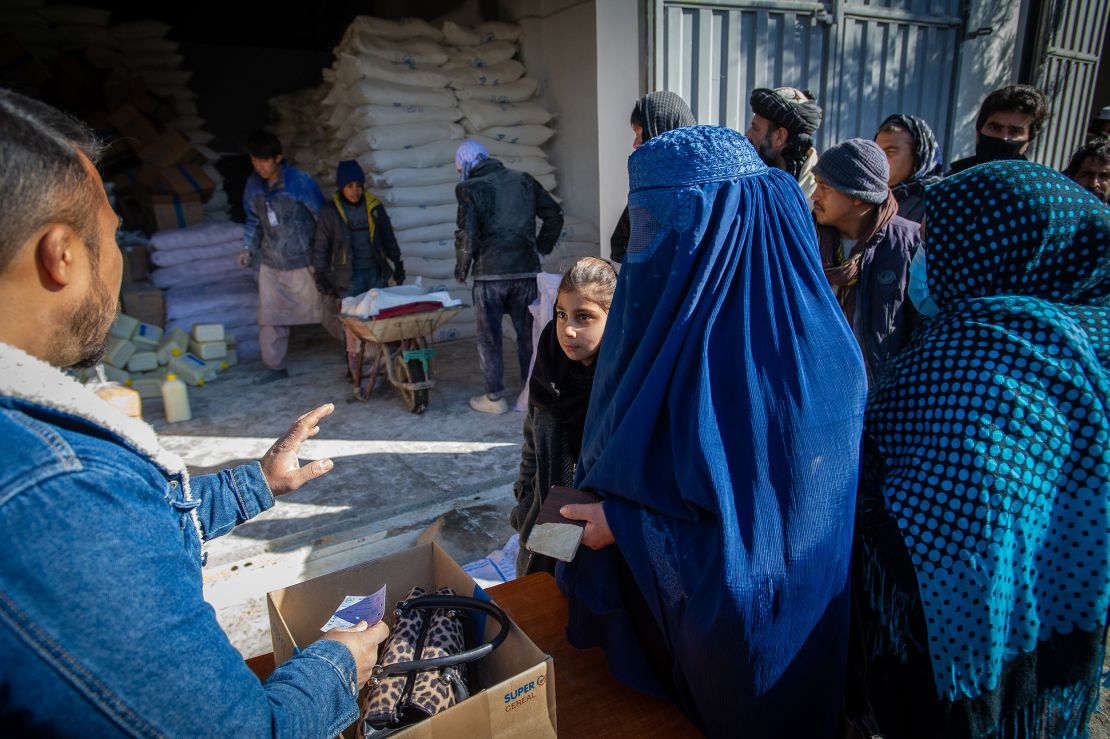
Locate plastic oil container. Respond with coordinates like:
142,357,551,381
161,374,192,423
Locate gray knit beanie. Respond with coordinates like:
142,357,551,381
813,138,890,204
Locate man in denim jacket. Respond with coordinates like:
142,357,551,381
239,132,326,384
0,90,388,736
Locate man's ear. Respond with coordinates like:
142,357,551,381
275,153,285,165
773,127,790,150
36,225,79,287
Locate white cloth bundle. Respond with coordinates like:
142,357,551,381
461,100,553,130
343,121,464,157
149,222,243,252
369,163,458,188
149,239,241,268
328,78,455,108
445,41,517,67
340,283,461,319
447,60,525,89
357,140,460,171
387,204,457,230
476,125,555,146
453,77,539,103
372,182,457,206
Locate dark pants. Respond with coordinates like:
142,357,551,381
473,278,537,397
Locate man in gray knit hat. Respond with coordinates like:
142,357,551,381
811,138,922,383
746,86,823,205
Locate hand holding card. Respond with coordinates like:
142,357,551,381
526,486,601,562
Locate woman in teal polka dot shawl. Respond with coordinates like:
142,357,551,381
850,160,1110,738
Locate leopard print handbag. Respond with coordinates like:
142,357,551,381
358,586,511,737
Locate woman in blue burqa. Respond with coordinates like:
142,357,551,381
556,125,868,737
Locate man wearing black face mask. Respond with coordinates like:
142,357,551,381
948,84,1050,174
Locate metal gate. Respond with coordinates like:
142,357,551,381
1027,0,1110,169
652,0,963,158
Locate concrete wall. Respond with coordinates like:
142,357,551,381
595,0,641,258
505,0,601,237
948,0,1027,162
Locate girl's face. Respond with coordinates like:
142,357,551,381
555,289,608,366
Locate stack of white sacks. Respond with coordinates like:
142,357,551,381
270,16,599,343
147,222,261,362
0,3,232,222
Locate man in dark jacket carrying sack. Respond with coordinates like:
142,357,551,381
454,140,564,415
812,138,922,383
313,160,404,381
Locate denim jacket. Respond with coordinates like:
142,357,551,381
243,161,325,270
0,343,359,737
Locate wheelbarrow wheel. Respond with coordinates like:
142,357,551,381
395,355,429,414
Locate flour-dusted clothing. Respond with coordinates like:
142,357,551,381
258,264,323,327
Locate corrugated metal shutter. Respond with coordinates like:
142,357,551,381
1028,0,1110,169
653,0,963,157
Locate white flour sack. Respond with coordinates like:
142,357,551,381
441,21,482,46
332,78,455,108
535,173,557,192
373,182,457,206
496,155,555,177
447,60,525,89
344,16,442,42
149,222,243,252
395,222,457,244
446,41,517,68
335,52,449,88
460,100,552,129
475,21,523,43
339,103,462,131
357,140,460,171
398,240,455,259
471,136,546,160
478,125,555,146
388,204,457,230
343,121,464,157
370,163,458,188
454,77,538,103
350,35,448,66
403,256,456,280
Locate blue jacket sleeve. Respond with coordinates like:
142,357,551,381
0,462,360,738
289,169,324,217
190,462,274,542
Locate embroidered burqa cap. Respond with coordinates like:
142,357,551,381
559,126,867,737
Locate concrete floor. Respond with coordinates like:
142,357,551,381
146,325,527,658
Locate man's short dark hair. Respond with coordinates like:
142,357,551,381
246,131,283,159
0,89,104,275
1064,139,1110,177
976,84,1050,140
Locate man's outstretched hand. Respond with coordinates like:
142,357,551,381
260,403,336,496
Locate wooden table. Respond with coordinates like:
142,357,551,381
246,573,700,738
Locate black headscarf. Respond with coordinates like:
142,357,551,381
878,113,943,209
634,90,695,142
528,319,596,429
749,87,822,135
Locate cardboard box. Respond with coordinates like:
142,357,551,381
268,543,556,738
104,78,179,124
108,104,161,147
148,192,204,231
119,240,149,284
136,129,197,168
138,163,214,200
121,282,165,327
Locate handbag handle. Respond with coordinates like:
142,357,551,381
372,594,511,678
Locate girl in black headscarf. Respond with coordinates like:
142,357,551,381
510,257,617,575
874,113,942,223
609,91,695,262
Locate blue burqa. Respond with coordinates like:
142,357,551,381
558,126,867,737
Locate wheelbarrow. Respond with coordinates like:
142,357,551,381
338,304,465,413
